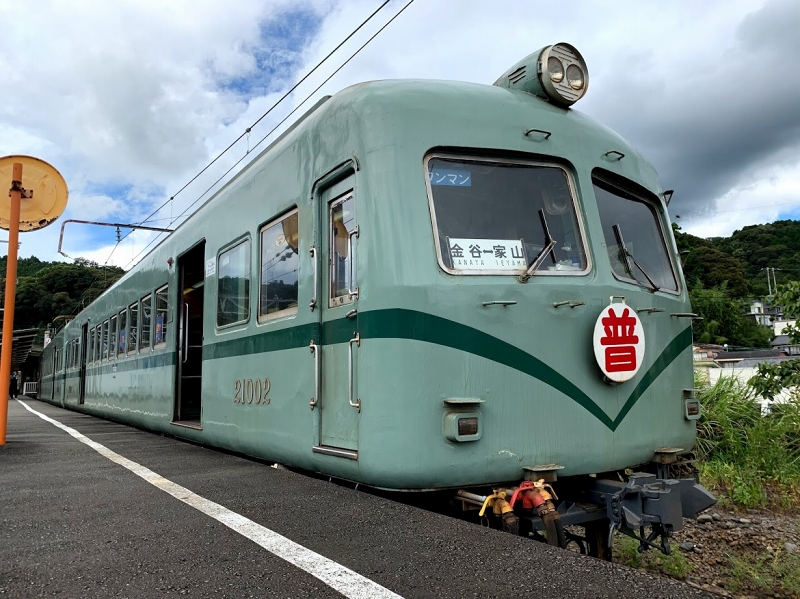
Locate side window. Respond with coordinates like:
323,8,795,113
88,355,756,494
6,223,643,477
259,210,299,321
102,320,109,361
119,309,127,355
94,326,100,362
329,194,356,306
128,302,139,353
217,240,251,327
109,315,118,360
140,293,152,351
154,285,168,347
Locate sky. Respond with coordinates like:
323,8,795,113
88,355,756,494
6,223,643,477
0,0,798,268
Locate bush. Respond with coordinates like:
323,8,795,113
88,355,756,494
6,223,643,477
695,375,800,508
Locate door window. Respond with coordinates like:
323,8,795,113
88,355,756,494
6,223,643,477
329,194,356,306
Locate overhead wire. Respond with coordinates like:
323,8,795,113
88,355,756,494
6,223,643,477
103,0,392,266
123,0,416,269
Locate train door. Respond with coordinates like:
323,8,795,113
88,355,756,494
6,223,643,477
315,181,360,459
173,241,205,426
79,323,88,404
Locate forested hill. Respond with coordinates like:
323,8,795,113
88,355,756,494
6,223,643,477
675,219,800,298
0,256,125,337
3,220,798,348
674,219,800,348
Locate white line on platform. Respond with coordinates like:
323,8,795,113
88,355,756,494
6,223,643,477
16,400,403,599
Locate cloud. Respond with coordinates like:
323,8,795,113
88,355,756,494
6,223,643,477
1,0,798,267
586,0,800,223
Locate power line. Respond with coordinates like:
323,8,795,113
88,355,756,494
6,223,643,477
123,0,416,270
104,0,392,266
711,200,800,215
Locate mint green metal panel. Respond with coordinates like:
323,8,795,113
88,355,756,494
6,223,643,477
39,77,694,490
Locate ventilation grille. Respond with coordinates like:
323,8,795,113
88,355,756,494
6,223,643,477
507,66,526,85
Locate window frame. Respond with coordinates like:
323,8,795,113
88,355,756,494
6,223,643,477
128,301,139,355
154,284,168,348
118,308,128,356
216,235,252,330
328,192,357,307
139,292,153,352
258,208,300,324
424,152,591,277
592,172,681,295
109,315,118,360
93,325,101,363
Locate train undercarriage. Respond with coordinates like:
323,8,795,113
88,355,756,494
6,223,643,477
454,452,716,560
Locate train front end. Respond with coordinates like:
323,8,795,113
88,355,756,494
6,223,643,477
349,43,715,555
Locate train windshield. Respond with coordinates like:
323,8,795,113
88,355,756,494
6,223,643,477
594,176,678,292
426,156,587,275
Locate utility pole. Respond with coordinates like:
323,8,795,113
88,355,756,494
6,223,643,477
760,267,781,297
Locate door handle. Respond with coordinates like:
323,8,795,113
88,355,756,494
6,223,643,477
309,341,320,410
182,303,189,363
348,333,361,413
309,246,317,311
347,225,359,298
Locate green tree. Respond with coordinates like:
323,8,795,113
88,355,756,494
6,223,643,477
2,257,125,339
689,282,771,348
750,280,800,398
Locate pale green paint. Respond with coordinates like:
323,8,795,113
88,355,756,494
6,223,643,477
41,75,694,490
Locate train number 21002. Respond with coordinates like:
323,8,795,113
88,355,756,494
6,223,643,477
234,378,271,405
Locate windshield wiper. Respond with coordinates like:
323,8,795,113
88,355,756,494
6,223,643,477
612,224,660,292
519,210,557,283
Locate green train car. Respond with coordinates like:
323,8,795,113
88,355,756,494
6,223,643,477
40,43,714,557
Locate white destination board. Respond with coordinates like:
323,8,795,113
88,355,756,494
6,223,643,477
447,238,527,271
205,257,216,278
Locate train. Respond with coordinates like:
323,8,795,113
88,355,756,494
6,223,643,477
39,42,715,558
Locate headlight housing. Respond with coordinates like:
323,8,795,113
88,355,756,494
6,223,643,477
493,42,589,108
538,43,589,107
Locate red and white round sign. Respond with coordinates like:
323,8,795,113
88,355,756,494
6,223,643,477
592,303,645,383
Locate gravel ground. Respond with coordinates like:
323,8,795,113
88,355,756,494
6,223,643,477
613,507,800,598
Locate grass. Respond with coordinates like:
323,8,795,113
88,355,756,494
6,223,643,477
695,375,800,509
613,536,693,580
725,548,800,596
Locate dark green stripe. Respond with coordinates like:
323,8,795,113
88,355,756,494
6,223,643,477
204,322,318,360
611,326,693,430
358,309,615,428
198,308,692,430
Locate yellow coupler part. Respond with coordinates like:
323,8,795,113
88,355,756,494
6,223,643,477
478,490,519,535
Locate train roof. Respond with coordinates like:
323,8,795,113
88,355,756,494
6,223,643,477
76,71,660,308
180,76,656,227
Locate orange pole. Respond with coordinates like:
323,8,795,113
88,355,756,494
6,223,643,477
0,162,22,445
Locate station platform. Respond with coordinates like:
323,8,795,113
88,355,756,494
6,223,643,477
0,399,714,598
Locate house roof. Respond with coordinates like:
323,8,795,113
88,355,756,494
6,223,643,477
772,335,795,347
0,328,39,367
736,357,797,368
715,349,788,361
